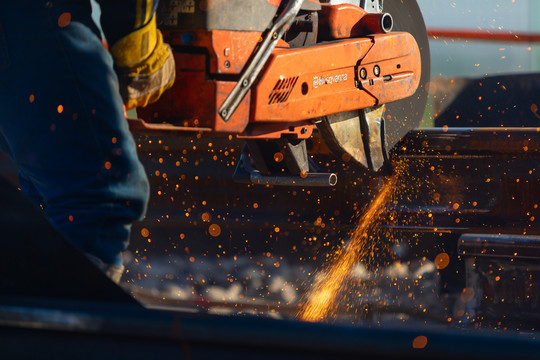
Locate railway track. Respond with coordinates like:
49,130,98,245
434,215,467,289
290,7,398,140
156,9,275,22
1,126,539,356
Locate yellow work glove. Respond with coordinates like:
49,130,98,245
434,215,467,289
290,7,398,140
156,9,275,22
110,15,175,110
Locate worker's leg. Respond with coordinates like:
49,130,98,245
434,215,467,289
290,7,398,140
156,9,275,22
0,0,150,267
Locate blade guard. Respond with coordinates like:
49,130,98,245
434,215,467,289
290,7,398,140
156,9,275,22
251,31,422,122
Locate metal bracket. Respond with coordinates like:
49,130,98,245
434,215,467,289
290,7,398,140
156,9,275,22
280,138,310,175
360,0,383,12
245,137,310,175
233,146,337,187
358,105,389,172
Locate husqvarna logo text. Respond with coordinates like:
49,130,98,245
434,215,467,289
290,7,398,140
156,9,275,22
313,73,347,89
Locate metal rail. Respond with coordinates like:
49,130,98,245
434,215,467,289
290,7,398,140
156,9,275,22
428,28,540,43
385,128,540,235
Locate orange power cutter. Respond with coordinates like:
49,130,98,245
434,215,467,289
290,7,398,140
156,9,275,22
134,0,427,186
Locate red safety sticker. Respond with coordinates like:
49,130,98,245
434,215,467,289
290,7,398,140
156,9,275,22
268,0,281,6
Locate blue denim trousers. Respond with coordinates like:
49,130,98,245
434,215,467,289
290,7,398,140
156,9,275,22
0,0,150,266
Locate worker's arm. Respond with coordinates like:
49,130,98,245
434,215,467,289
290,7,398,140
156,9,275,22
96,0,175,109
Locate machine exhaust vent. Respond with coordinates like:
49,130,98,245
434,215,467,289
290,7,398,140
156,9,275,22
268,77,299,105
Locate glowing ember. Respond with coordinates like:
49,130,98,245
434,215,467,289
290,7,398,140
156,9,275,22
209,223,222,237
58,12,71,28
412,335,428,349
435,252,450,270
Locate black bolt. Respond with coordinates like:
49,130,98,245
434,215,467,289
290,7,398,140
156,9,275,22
224,61,230,68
